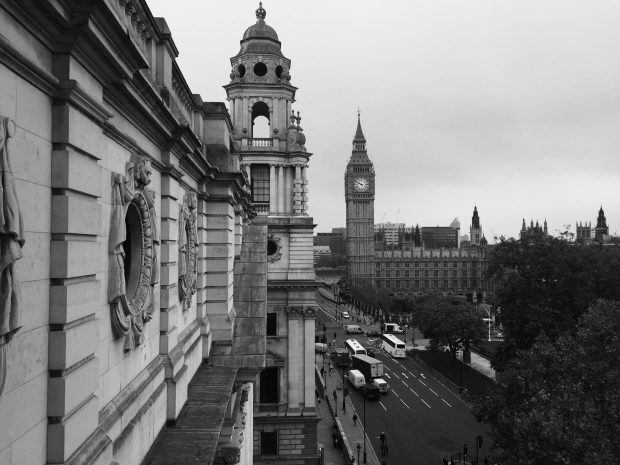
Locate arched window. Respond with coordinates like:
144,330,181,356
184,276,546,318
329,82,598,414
252,101,270,138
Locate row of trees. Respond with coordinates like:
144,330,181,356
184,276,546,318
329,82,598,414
475,235,620,464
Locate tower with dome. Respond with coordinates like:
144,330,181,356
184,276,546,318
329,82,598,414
224,3,319,463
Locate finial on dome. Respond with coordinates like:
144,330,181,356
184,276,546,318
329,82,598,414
256,2,266,21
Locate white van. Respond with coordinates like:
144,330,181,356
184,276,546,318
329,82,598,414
345,325,363,334
372,378,389,394
347,369,365,390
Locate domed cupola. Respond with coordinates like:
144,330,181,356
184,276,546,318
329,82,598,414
229,2,292,84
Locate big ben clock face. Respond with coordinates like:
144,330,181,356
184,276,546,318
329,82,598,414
354,177,369,192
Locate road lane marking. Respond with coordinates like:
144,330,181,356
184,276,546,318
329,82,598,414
392,373,401,380
401,380,408,387
401,372,409,379
429,388,438,396
392,390,400,399
442,398,452,407
409,388,419,397
421,399,431,408
400,398,410,409
418,380,426,386
420,373,426,379
379,401,387,411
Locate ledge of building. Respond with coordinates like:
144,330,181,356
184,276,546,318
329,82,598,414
144,364,238,465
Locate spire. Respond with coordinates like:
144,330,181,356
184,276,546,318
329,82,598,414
471,205,480,229
255,2,266,21
353,109,366,144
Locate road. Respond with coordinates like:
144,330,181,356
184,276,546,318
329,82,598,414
316,292,491,465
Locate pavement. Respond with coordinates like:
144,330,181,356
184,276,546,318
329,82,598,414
316,353,381,465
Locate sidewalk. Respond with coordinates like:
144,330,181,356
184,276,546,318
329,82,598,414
316,353,380,465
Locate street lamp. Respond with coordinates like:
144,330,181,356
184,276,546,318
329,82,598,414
363,394,367,463
357,443,361,465
482,307,491,342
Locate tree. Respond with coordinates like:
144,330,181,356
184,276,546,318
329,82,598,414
487,235,620,370
414,295,486,362
474,300,620,465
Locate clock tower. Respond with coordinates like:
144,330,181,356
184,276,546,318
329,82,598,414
345,113,375,286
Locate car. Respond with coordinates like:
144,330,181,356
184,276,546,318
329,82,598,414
364,346,376,357
361,383,380,400
341,311,350,319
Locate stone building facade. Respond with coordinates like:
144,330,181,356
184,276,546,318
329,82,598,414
223,4,319,464
0,1,304,464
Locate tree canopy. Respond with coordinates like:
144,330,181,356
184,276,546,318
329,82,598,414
474,299,620,465
414,295,486,361
487,235,620,370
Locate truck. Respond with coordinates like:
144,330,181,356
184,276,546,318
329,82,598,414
382,323,404,334
331,348,350,367
351,354,384,381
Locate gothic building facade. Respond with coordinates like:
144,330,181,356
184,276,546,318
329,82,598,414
342,118,490,302
345,115,375,287
0,1,316,465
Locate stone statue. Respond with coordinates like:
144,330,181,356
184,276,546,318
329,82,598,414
178,192,198,310
0,117,24,395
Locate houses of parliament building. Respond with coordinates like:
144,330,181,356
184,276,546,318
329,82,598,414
344,118,490,303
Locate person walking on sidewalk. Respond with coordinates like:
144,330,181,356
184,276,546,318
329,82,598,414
443,455,449,465
328,362,333,375
352,412,358,426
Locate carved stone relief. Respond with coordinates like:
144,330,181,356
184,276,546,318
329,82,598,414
0,117,24,396
266,233,282,263
108,154,159,351
178,192,198,310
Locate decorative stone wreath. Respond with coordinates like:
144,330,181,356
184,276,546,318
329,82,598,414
267,234,282,263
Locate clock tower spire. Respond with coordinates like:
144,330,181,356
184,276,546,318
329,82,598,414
345,112,375,287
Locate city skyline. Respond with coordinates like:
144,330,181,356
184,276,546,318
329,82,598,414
147,0,620,240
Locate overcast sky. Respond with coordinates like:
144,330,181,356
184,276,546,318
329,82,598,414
147,0,620,241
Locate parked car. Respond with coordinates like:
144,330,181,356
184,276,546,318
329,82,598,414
342,311,350,319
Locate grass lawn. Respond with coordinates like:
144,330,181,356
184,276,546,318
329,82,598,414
414,350,496,397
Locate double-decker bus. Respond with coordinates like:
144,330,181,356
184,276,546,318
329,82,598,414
381,333,406,358
344,339,367,357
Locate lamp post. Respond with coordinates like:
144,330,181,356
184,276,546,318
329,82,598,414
483,307,491,342
363,394,367,463
357,443,361,465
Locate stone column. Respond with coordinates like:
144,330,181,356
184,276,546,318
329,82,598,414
204,189,235,343
234,211,243,259
293,164,302,215
196,193,211,356
269,164,277,214
301,165,309,215
303,308,316,412
158,165,186,421
48,73,104,464
277,165,284,215
286,307,301,413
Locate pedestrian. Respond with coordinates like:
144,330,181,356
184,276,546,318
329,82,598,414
332,338,336,348
380,432,386,445
380,443,385,456
333,389,337,403
450,458,455,465
329,362,333,375
464,444,468,459
443,455,449,465
352,412,358,426
320,366,325,379
383,440,389,456
484,457,489,465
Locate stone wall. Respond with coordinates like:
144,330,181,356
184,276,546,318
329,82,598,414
0,1,260,464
